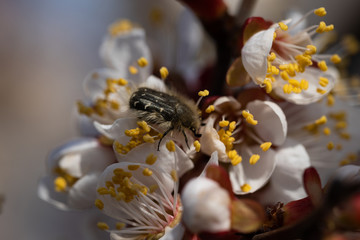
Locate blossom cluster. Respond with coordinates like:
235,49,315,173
39,1,360,240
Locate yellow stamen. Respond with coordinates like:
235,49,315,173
117,78,128,86
77,101,94,116
95,199,104,210
116,222,125,230
146,154,157,165
54,177,67,192
229,121,237,132
205,105,215,113
219,120,229,128
318,61,328,71
263,79,272,93
108,19,134,36
300,79,309,90
97,222,109,230
323,127,331,135
283,84,293,94
316,88,327,94
280,71,290,81
249,154,260,165
314,7,327,17
166,140,176,152
143,134,155,143
241,183,251,192
198,89,210,97
335,121,347,129
327,141,334,150
149,184,158,193
305,45,317,55
128,165,140,171
273,32,277,40
137,57,148,67
268,52,276,62
315,115,327,125
330,54,341,64
278,21,288,31
327,93,335,106
194,140,201,152
260,142,272,152
159,67,169,79
142,168,153,176
129,66,138,74
319,77,329,87
340,132,351,140
316,21,326,33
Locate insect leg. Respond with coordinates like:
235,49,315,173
182,130,190,149
157,126,174,151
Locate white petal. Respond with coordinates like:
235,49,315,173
273,67,336,105
229,145,277,195
67,172,102,209
100,28,152,85
247,100,287,146
56,139,115,178
241,28,275,84
254,138,310,204
199,118,228,161
161,224,185,240
181,177,231,233
213,96,242,113
200,151,219,177
141,75,168,92
94,118,138,140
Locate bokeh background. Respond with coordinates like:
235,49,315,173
0,0,359,239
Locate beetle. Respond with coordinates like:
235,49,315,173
129,87,201,150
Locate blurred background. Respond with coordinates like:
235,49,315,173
0,0,359,239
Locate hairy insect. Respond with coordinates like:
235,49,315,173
129,87,201,150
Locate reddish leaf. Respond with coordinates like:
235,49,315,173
180,0,226,21
303,167,323,206
231,199,265,233
226,57,251,87
283,196,314,225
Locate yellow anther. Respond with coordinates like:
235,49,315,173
205,105,215,113
194,140,201,152
283,84,293,94
263,79,272,93
336,144,343,150
289,79,300,88
278,21,288,31
219,120,230,128
77,101,94,116
323,127,331,135
146,154,157,165
171,170,178,182
335,121,347,130
116,192,126,201
149,184,158,193
315,115,327,125
273,31,277,40
316,88,327,94
231,155,242,166
125,128,140,137
129,66,138,75
95,199,104,210
137,121,151,133
260,142,272,152
314,7,327,17
116,222,125,230
241,183,251,192
246,116,258,125
198,89,210,97
296,54,313,67
319,77,329,87
137,57,148,67
142,168,153,176
166,140,176,152
241,110,251,119
316,21,327,33
109,100,120,110
105,181,115,189
300,79,309,90
97,222,110,230
339,159,351,166
271,66,279,75
325,24,334,32
249,154,260,165
108,19,134,36
159,67,169,79
268,52,276,62
329,111,346,120
54,177,67,192
117,78,128,86
305,45,317,55
318,61,328,71
97,187,109,195
330,54,341,64
229,121,237,132
128,165,140,171
280,71,290,81
143,134,155,143
327,141,334,150
340,132,351,140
